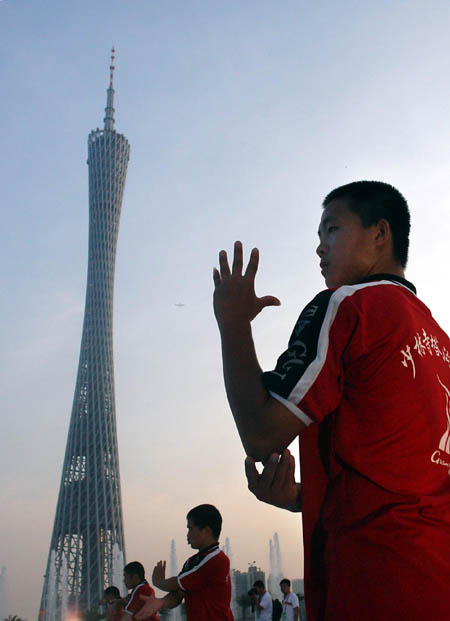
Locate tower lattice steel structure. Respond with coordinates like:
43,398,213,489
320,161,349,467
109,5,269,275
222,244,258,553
40,49,130,619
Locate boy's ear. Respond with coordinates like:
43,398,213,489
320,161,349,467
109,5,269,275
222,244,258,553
374,218,391,244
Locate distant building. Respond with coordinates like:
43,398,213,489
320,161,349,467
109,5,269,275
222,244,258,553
232,565,266,597
232,566,267,621
292,578,304,596
247,564,266,588
233,570,250,599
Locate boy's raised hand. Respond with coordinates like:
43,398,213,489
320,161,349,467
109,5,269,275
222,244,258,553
151,560,166,589
213,241,280,331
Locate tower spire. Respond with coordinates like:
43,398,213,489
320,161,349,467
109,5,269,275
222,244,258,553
104,47,115,130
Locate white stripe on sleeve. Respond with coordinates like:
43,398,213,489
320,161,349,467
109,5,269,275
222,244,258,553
269,391,313,426
288,281,401,409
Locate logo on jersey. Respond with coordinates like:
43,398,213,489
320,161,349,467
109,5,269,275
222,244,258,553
430,374,450,474
401,329,450,379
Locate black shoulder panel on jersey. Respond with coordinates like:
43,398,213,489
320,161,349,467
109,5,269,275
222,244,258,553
262,289,335,399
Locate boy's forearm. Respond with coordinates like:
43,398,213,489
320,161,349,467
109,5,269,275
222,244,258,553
220,323,302,460
220,322,274,457
220,322,268,414
152,575,180,592
160,591,183,610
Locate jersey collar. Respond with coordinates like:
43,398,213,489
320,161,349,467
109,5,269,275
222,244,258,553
181,543,220,574
198,542,219,555
357,273,416,295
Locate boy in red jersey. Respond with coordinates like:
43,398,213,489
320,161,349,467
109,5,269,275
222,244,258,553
102,586,123,621
135,504,233,621
121,561,159,621
213,181,450,620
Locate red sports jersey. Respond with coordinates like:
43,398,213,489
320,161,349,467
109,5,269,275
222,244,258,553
263,275,450,621
177,544,234,620
124,581,159,621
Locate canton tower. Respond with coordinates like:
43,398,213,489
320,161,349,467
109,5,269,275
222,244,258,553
39,49,130,618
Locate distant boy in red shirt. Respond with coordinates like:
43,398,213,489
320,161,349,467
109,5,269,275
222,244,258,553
103,586,123,621
121,561,159,621
135,504,234,621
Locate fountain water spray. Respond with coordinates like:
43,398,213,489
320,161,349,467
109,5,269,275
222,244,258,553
221,537,238,619
169,540,178,577
274,532,283,577
60,556,68,621
169,540,180,621
46,550,57,621
268,533,284,599
112,543,125,596
269,539,275,577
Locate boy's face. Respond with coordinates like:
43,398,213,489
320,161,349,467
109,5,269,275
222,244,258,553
280,583,290,595
124,571,138,590
186,519,208,550
317,199,380,289
105,593,116,604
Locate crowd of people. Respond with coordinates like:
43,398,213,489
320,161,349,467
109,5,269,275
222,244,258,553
102,503,299,620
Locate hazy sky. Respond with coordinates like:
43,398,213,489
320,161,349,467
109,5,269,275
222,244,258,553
2,1,450,618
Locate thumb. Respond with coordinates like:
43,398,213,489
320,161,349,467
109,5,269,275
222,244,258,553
258,295,281,309
245,456,259,491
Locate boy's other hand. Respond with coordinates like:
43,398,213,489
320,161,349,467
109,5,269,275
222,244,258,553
245,449,301,512
134,595,162,619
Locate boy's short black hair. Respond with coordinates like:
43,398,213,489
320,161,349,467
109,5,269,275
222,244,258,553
323,180,411,268
280,578,291,587
253,579,265,589
186,504,222,539
104,586,121,598
124,561,145,580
